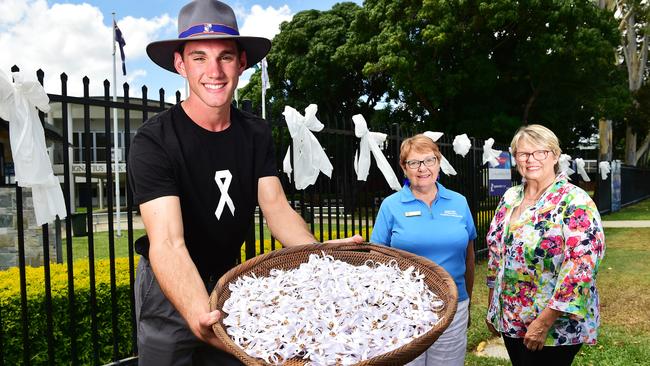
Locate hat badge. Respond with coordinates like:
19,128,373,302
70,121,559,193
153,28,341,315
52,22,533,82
204,23,212,33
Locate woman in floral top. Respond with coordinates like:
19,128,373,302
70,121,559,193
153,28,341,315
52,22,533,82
485,125,605,365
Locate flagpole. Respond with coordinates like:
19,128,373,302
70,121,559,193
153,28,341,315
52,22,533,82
261,58,267,119
112,12,122,236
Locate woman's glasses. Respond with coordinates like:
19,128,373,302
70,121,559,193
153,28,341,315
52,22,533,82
405,156,438,169
515,150,550,162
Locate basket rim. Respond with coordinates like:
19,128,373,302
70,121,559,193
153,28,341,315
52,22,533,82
209,242,459,366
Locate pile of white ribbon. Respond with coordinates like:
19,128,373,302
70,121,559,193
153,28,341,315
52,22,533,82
282,105,333,190
0,71,66,225
423,131,457,176
352,114,401,191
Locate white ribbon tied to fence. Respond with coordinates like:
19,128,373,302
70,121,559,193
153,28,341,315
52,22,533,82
452,133,472,157
599,161,611,180
0,71,67,225
423,131,457,176
352,114,401,191
281,104,333,190
558,154,575,177
482,138,502,167
574,158,591,182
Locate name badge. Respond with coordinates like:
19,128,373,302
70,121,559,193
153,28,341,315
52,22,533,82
404,210,421,217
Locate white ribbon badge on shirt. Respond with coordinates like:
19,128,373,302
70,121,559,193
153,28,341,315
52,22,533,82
214,170,235,219
352,114,401,191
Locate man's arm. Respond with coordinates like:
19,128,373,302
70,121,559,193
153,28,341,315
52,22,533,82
257,176,318,247
140,196,225,350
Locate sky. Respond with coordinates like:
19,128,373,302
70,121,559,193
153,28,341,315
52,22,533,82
0,0,362,102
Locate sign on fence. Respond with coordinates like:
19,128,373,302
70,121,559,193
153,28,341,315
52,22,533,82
489,151,512,196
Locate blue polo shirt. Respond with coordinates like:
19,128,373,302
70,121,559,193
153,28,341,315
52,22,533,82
371,183,477,301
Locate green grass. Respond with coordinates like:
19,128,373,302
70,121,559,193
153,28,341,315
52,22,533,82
601,197,650,220
65,229,146,261
465,227,650,365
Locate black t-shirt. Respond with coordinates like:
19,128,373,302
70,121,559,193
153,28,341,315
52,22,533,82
128,104,277,278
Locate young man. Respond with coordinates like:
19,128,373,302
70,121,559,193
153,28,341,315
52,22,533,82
128,1,361,365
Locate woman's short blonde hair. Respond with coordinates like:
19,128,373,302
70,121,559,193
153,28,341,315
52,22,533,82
399,134,442,168
510,124,562,157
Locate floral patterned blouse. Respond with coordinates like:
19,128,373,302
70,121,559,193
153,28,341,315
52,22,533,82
486,173,605,346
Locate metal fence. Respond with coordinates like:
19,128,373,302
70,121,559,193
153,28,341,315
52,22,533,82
1,68,648,365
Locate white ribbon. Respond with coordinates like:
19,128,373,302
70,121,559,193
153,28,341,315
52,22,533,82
482,138,502,167
452,133,472,157
574,158,591,182
352,114,401,191
281,104,333,190
508,147,517,166
599,161,611,180
214,170,235,219
422,131,457,175
558,154,575,176
0,71,67,225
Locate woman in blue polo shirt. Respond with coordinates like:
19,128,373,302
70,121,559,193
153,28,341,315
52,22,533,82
371,134,477,366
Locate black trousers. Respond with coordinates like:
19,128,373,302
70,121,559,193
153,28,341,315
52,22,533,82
135,257,243,366
502,335,582,366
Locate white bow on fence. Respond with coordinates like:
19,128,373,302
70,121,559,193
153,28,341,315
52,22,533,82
599,161,611,180
352,114,401,191
558,154,575,176
281,104,333,190
452,133,472,157
574,158,591,182
423,131,457,176
482,138,502,167
0,71,67,225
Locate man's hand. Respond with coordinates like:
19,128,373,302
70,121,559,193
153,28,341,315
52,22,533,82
323,234,364,244
194,309,226,350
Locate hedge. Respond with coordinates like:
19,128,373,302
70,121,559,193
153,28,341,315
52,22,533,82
0,257,139,365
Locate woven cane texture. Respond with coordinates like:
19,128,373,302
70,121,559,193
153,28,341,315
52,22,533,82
209,242,458,366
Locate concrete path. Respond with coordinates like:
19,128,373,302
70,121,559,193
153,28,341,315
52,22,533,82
602,220,650,228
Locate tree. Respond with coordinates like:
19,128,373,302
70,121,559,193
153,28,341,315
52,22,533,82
611,0,649,165
239,2,390,125
350,0,626,144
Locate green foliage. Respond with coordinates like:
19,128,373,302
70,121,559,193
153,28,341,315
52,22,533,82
240,2,390,126
0,258,138,364
351,0,626,143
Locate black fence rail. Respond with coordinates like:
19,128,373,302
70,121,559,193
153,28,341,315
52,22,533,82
1,68,648,365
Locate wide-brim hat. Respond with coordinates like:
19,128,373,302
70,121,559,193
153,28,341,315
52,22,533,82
146,0,271,73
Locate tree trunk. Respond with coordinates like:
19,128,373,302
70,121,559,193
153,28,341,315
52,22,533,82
635,133,650,165
598,118,613,161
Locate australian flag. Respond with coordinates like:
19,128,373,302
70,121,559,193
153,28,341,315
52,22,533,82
114,21,127,75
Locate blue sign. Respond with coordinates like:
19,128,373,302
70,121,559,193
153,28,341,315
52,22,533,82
489,152,512,196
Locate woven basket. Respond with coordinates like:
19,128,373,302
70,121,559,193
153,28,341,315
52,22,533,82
209,242,458,366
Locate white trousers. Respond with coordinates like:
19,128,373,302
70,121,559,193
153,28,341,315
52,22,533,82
407,299,470,366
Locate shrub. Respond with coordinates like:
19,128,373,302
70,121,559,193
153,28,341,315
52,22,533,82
0,257,139,365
